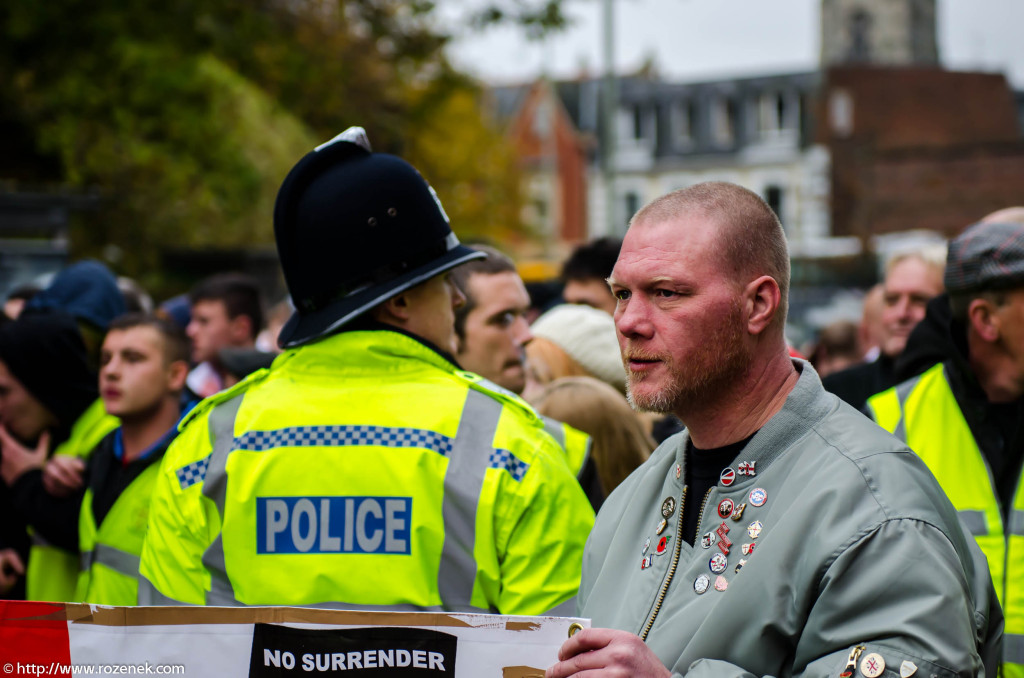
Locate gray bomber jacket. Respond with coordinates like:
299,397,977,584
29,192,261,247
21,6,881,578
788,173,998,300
579,362,1001,678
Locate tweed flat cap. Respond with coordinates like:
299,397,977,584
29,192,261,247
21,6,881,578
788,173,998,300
945,221,1024,294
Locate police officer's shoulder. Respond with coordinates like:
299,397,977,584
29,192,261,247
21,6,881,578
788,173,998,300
178,367,272,432
455,370,542,423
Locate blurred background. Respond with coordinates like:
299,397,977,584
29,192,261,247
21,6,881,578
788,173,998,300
1,0,1022,345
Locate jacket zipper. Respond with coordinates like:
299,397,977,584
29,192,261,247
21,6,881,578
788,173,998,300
640,485,712,641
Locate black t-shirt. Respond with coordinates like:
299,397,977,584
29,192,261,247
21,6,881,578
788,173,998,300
680,433,756,546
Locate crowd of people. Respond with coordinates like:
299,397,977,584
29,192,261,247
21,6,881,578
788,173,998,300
0,125,1021,678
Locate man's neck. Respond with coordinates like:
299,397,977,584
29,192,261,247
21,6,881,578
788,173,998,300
120,398,181,463
679,351,799,449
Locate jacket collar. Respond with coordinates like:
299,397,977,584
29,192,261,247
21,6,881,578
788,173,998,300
672,359,834,490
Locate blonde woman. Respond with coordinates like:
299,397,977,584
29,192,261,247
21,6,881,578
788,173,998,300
532,376,655,507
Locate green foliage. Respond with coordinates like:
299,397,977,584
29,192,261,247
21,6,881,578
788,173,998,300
0,0,528,283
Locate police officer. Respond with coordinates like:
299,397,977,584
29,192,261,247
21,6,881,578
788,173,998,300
138,128,594,614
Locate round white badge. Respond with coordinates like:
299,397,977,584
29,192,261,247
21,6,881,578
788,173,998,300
693,574,710,594
860,653,885,678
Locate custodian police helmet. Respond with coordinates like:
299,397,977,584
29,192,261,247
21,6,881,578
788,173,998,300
273,127,484,348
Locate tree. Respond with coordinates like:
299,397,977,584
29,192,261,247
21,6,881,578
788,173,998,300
0,0,528,286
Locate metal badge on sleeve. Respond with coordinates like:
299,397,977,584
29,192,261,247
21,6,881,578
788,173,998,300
675,463,682,479
655,536,670,555
899,661,917,678
720,468,736,486
701,531,717,549
748,487,768,507
738,461,756,476
734,558,747,573
642,537,651,555
694,574,710,594
730,502,747,521
860,653,885,678
709,553,728,574
656,518,668,535
747,520,763,539
717,498,734,519
641,555,653,570
714,575,728,591
715,522,732,554
661,496,676,518
741,543,756,555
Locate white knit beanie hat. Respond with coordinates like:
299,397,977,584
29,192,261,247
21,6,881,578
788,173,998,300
530,304,626,392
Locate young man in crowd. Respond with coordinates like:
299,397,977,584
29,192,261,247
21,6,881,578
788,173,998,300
186,273,263,398
451,245,599,508
561,237,621,315
1,314,189,605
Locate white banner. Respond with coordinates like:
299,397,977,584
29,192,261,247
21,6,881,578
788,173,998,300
0,602,588,678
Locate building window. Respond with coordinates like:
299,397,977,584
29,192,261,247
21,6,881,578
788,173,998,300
624,192,641,227
757,92,793,137
672,99,695,145
711,95,736,146
617,104,649,145
764,185,783,220
848,9,873,62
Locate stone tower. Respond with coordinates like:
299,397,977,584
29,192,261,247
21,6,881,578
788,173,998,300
821,0,939,66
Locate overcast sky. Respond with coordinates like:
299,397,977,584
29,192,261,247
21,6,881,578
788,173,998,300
439,0,1024,88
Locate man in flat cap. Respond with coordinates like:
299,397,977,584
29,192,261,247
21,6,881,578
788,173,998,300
868,209,1024,677
138,128,594,612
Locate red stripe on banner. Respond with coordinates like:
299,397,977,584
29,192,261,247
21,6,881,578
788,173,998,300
0,601,71,668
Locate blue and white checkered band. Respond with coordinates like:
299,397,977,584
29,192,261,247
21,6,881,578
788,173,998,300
488,448,530,482
176,455,211,490
233,425,456,456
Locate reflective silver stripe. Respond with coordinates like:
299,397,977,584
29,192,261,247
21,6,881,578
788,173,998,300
137,577,188,606
438,389,504,610
1011,509,1024,537
1004,633,1024,665
891,374,922,442
200,393,246,606
541,416,566,448
957,510,989,537
79,544,140,577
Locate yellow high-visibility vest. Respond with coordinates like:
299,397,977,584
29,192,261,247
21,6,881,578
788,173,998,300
139,330,594,614
26,399,118,602
868,362,1024,678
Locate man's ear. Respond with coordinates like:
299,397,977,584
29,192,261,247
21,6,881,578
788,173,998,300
967,298,1000,343
372,292,413,326
229,314,254,344
744,275,781,336
167,360,189,393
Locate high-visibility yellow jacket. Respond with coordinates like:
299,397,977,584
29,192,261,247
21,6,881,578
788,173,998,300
868,362,1024,678
540,416,591,478
27,399,119,602
74,438,165,606
138,329,594,614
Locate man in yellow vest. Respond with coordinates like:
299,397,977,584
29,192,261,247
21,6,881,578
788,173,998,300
449,246,598,508
1,313,190,605
0,311,118,601
138,127,595,613
867,211,1024,677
